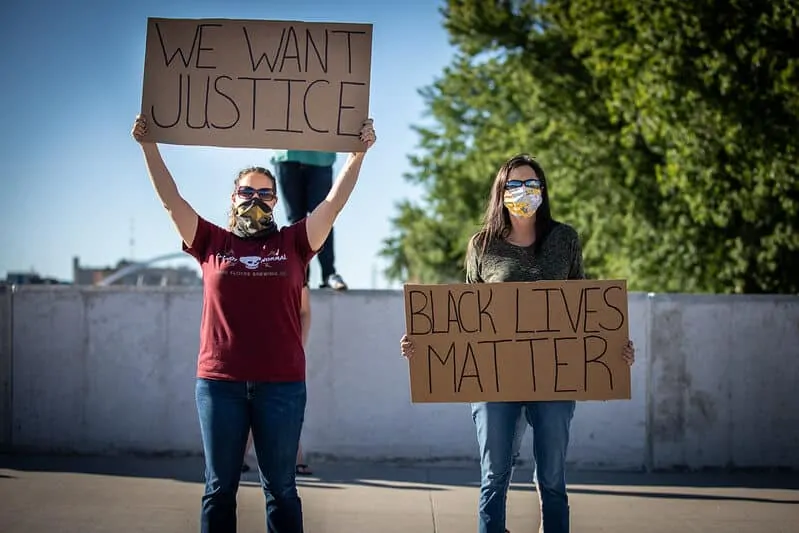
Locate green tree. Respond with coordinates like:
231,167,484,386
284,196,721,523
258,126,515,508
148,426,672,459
381,0,799,293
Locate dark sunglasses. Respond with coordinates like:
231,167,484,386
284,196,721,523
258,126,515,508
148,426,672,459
237,186,275,201
505,178,542,190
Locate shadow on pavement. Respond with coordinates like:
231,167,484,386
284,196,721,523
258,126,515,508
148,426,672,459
563,486,799,504
0,454,206,485
2,454,798,505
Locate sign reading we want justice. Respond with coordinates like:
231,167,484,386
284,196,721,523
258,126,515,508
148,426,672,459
139,18,372,152
403,280,632,403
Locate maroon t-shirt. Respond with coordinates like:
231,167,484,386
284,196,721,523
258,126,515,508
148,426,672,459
183,216,315,382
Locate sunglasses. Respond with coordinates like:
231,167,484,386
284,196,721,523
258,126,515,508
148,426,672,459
237,186,275,201
505,178,542,190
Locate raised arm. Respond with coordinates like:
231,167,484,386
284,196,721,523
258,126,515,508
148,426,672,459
305,119,376,251
131,115,199,247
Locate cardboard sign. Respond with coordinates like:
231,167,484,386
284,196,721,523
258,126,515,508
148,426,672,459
140,18,372,152
403,280,631,403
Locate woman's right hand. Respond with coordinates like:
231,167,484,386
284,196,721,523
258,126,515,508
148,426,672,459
131,114,151,145
400,334,416,359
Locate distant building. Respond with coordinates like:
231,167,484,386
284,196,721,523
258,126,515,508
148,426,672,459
72,257,201,287
4,272,66,285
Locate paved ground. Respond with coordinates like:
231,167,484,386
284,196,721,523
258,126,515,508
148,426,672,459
1,455,797,532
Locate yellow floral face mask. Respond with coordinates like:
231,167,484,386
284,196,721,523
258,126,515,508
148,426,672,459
503,186,542,218
232,198,277,238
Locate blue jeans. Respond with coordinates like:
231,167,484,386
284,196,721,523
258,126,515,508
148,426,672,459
195,378,306,533
472,401,576,533
275,161,336,282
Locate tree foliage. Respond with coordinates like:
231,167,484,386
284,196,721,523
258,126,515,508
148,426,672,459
380,0,799,293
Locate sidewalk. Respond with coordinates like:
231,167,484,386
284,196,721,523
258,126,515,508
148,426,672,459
1,455,797,532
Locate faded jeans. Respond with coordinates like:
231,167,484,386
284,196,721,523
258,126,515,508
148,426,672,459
472,400,576,533
196,378,306,533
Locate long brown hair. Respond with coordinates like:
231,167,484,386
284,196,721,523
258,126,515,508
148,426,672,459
467,154,554,262
227,166,277,230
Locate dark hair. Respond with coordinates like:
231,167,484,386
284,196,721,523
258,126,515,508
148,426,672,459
227,166,277,230
468,153,554,261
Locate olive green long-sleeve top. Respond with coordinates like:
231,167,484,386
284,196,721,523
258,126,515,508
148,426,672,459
465,222,586,284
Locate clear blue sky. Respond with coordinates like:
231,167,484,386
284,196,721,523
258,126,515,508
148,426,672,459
0,0,455,289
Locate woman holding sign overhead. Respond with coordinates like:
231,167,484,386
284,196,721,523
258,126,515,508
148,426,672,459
399,154,635,533
132,114,376,533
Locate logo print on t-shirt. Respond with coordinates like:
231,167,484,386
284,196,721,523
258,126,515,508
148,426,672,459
216,252,239,265
262,249,288,267
240,256,262,269
216,249,289,271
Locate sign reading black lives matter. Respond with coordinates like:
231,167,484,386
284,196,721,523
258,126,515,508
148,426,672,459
140,18,372,152
403,280,632,403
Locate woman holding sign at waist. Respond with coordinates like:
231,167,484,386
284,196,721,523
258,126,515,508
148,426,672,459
399,154,635,533
132,114,376,533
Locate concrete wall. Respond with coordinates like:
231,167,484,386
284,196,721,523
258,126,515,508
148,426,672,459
5,286,799,470
0,284,12,449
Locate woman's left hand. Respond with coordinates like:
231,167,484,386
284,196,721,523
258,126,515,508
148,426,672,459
622,339,635,366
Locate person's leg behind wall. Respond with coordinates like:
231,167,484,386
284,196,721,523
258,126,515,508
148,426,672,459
275,161,314,282
275,162,309,225
295,443,312,475
195,378,251,533
250,381,307,533
472,401,525,533
525,401,576,533
303,164,346,289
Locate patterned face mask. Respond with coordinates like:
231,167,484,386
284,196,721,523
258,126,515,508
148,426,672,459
503,186,542,218
232,198,277,239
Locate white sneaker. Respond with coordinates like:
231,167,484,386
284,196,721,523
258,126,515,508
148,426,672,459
323,273,348,291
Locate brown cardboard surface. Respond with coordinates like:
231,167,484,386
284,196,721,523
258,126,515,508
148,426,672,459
403,280,631,403
140,18,372,151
